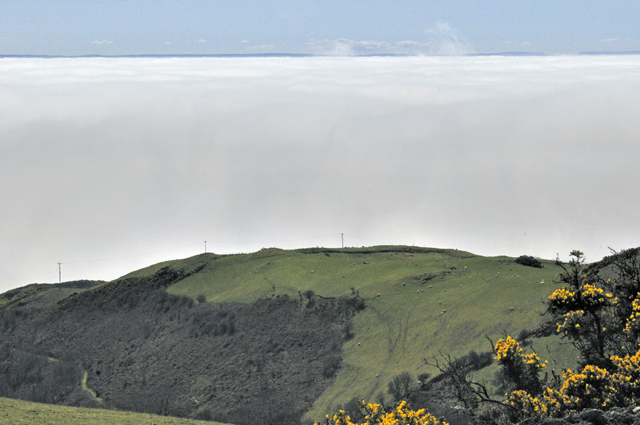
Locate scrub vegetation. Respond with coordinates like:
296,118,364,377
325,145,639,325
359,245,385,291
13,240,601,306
0,265,361,424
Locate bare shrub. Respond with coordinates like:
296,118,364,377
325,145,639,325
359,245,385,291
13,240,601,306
387,372,415,401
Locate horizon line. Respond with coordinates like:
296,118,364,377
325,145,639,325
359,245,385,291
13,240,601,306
1,51,640,59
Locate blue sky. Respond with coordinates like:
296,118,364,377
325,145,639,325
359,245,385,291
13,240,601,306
1,1,639,55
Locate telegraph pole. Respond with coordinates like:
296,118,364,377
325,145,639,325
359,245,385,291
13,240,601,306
341,233,344,248
57,263,61,284
204,241,207,253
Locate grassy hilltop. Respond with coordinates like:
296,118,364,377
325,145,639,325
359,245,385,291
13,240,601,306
0,245,578,424
121,246,577,421
0,397,228,425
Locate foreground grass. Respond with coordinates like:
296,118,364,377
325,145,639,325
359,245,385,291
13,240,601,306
0,397,228,425
128,246,577,422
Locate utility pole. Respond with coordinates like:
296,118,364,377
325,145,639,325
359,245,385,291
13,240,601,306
57,262,61,284
341,233,344,248
204,241,207,253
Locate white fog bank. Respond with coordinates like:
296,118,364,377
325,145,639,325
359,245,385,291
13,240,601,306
1,55,640,291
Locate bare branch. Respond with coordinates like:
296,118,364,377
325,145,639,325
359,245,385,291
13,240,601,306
425,353,516,412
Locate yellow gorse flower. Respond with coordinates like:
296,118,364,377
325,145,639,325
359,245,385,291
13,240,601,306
580,284,610,307
494,336,546,368
494,336,521,361
556,309,585,333
315,400,449,425
506,346,640,418
624,296,640,335
549,284,611,313
549,287,576,306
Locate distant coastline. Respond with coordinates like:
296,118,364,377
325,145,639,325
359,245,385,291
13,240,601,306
1,51,638,59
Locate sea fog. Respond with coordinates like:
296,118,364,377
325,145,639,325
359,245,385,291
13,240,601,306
1,55,639,290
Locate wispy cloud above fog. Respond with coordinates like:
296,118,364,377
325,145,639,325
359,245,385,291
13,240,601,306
308,22,473,56
1,55,640,290
425,21,474,55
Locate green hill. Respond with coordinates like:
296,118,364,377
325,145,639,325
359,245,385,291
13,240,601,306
0,397,228,425
0,246,579,424
121,246,578,421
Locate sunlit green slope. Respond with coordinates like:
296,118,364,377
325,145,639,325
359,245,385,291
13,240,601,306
0,397,229,425
123,246,577,421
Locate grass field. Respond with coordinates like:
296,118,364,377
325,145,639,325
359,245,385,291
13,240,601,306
123,246,578,422
0,397,228,425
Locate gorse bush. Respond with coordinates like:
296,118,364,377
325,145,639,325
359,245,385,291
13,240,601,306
504,344,640,419
424,249,640,423
491,249,640,421
547,249,640,365
315,401,449,425
494,336,547,395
